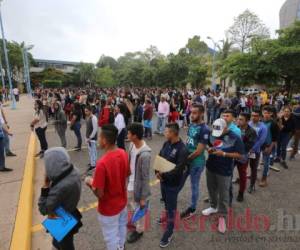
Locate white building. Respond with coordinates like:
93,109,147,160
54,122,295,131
30,59,80,74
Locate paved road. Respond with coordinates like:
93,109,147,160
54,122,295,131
32,119,300,250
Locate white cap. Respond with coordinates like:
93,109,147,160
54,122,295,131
212,118,227,137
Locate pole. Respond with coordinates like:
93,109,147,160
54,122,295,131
24,49,32,97
0,2,16,109
0,53,5,89
212,42,217,91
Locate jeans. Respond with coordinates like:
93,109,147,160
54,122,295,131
249,153,260,186
214,107,221,120
189,165,204,210
277,132,291,161
156,116,166,134
3,130,10,153
52,233,74,250
161,183,181,235
206,169,231,216
117,128,126,150
237,161,248,193
98,207,127,250
262,151,271,177
206,109,214,125
57,129,67,148
73,122,82,148
35,127,48,152
0,137,5,170
88,140,97,167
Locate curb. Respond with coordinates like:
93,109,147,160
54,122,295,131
10,132,37,250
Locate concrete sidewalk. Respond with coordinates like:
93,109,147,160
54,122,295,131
0,96,34,250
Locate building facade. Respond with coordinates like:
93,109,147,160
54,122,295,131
30,59,80,74
280,0,300,29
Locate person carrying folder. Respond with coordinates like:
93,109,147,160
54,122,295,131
156,123,188,248
126,123,151,243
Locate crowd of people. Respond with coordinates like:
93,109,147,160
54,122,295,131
32,86,300,250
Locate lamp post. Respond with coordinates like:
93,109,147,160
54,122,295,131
22,44,33,97
207,36,219,92
0,0,16,109
0,53,5,89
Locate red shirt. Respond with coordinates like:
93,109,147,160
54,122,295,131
98,107,110,127
92,148,130,216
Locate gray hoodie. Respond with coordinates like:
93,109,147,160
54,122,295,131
38,147,81,215
129,143,152,202
54,102,67,133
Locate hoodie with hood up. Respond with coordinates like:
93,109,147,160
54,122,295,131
38,147,81,216
54,102,67,134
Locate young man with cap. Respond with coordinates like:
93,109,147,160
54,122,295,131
202,118,244,234
180,103,210,219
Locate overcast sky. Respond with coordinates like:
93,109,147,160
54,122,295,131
2,0,285,63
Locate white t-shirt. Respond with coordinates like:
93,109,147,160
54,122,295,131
13,88,19,95
114,113,126,135
34,110,47,129
127,142,145,192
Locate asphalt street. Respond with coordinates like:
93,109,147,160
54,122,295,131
36,119,300,250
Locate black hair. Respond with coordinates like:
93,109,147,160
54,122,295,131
85,105,92,112
192,103,205,113
101,124,118,145
252,108,261,115
223,109,236,117
127,123,144,140
35,99,43,111
262,105,274,113
239,112,251,121
166,122,180,135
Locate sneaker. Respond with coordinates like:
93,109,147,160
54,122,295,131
202,207,218,216
180,207,196,220
159,232,173,248
218,217,226,234
127,231,143,243
236,192,244,202
0,167,13,172
74,147,81,151
6,151,17,157
270,166,280,172
259,177,268,187
280,161,288,169
247,185,255,194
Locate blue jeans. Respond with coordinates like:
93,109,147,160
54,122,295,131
73,122,82,148
0,137,5,170
276,132,291,161
207,109,214,125
88,140,97,167
190,165,204,210
156,116,166,134
263,151,271,177
4,130,10,153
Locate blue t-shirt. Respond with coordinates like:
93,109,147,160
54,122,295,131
228,122,241,138
206,130,245,176
186,123,210,168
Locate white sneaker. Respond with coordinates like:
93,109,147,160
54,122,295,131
218,217,226,234
202,207,218,216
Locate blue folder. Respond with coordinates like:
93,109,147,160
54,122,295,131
131,201,150,224
42,206,78,242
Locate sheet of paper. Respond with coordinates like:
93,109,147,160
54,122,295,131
153,155,176,173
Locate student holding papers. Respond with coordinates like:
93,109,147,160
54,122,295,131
126,123,151,244
155,123,188,248
38,147,82,250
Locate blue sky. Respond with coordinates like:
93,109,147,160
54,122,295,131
2,0,286,62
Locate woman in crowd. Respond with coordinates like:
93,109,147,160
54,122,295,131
114,103,127,149
31,100,48,158
70,102,82,151
53,102,68,148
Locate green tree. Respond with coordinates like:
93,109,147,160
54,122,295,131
94,67,116,87
96,55,119,70
76,62,95,86
228,9,270,52
185,35,208,57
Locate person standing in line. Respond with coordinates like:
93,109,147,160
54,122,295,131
290,101,300,160
236,113,257,202
70,102,82,151
206,93,215,125
31,100,48,158
202,118,244,234
155,95,170,135
114,104,127,150
126,123,151,244
38,147,82,250
259,106,279,187
0,101,17,157
85,106,98,171
275,106,294,169
156,123,188,248
85,124,130,250
13,87,19,102
0,117,13,172
248,109,268,193
143,99,153,140
180,104,210,219
53,102,67,148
